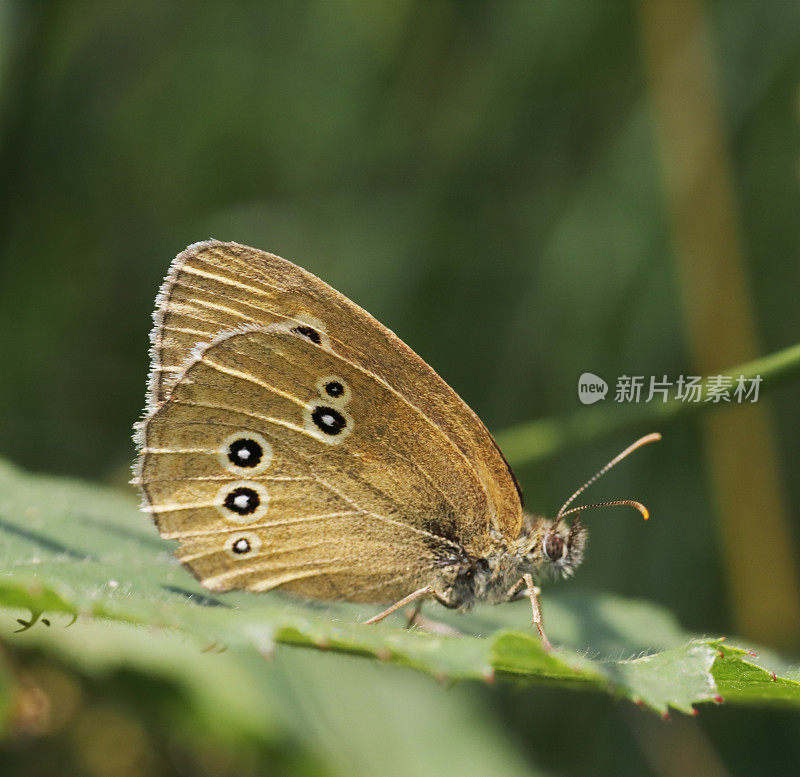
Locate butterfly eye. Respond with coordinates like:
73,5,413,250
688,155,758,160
542,533,566,561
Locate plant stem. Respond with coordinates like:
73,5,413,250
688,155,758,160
497,341,800,467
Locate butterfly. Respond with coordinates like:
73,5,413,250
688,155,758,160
134,240,659,648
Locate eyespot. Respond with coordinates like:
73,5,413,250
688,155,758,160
232,537,251,553
226,532,262,558
312,406,347,435
219,431,272,474
324,381,344,397
228,439,262,467
542,533,566,561
215,481,270,523
288,314,330,349
303,401,353,444
292,325,321,344
224,487,259,515
315,375,351,404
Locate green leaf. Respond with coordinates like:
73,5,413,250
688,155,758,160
3,620,553,777
1,457,798,717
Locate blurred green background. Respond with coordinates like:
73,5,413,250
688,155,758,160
1,1,799,775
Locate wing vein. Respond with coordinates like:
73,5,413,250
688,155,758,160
191,354,466,526
204,561,350,590
201,356,307,408
173,511,361,539
157,271,495,517
161,324,216,337
142,402,461,548
180,263,285,295
170,398,315,439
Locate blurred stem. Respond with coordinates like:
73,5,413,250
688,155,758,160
497,340,800,467
626,709,732,777
637,0,800,650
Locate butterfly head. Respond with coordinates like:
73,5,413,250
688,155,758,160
521,515,588,580
518,433,661,581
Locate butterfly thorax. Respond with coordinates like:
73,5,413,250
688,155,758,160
427,514,588,611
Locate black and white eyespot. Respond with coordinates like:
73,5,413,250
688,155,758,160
226,532,262,558
215,481,270,523
291,325,321,344
289,314,330,350
312,406,346,434
315,375,351,405
303,400,353,444
218,431,272,474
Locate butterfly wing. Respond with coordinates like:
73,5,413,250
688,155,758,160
147,240,523,540
138,324,501,599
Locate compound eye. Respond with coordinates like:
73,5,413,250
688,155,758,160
543,533,565,561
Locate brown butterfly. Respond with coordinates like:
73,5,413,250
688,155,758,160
134,240,659,648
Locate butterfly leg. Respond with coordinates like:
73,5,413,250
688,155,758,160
401,602,463,636
522,573,552,651
404,599,424,629
507,576,552,650
363,585,435,625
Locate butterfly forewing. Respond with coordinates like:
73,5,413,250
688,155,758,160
147,241,522,537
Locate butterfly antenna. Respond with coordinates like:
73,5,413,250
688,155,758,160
556,433,661,521
559,499,651,521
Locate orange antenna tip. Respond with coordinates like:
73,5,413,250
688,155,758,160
633,501,649,520
640,432,662,444
559,499,651,522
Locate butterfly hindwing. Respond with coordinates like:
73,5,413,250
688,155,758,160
139,324,498,599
